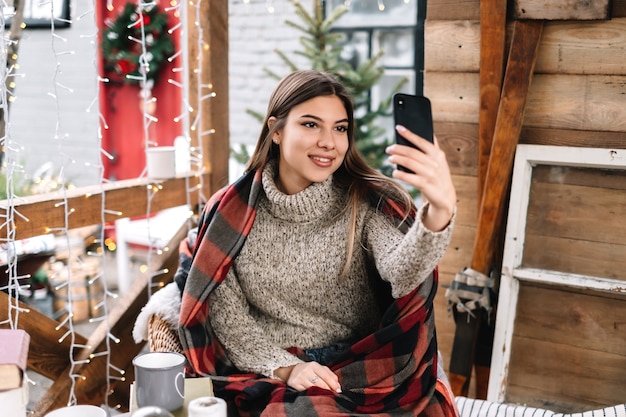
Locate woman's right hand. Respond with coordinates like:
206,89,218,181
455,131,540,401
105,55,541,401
275,362,342,393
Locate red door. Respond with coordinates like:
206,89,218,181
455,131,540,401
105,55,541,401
96,0,183,181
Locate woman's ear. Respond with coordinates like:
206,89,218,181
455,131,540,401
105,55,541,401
268,116,280,144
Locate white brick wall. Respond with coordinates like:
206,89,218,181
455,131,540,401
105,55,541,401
8,1,101,187
228,0,310,177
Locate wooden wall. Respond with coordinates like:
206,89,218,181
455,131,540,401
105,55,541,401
424,0,626,410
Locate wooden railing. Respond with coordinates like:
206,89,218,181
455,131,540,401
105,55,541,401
0,173,209,415
0,2,230,415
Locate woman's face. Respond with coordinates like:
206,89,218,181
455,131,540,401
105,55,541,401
270,95,349,195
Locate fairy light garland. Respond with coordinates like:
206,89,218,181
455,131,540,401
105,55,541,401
0,0,121,409
90,0,123,407
45,1,124,406
0,0,211,410
187,0,215,205
0,0,25,331
0,0,99,407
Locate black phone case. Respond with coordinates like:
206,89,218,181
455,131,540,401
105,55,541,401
393,93,434,172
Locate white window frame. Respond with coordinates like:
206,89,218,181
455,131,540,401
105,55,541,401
488,144,626,402
4,0,71,28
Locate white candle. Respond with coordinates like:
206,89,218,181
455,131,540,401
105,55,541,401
187,396,227,417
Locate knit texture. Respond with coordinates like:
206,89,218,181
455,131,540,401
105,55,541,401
208,163,453,377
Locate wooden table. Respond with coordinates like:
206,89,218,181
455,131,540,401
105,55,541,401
128,377,215,417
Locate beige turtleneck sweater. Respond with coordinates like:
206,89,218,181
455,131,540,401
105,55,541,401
208,164,454,378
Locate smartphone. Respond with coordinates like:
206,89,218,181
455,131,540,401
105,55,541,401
393,93,434,172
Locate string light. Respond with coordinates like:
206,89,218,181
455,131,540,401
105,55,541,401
20,0,120,406
0,0,205,409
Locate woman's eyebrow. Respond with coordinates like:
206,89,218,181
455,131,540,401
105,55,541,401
299,114,349,124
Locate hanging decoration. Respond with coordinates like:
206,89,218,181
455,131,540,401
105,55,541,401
101,1,174,87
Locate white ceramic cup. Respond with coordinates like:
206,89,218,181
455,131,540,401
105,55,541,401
146,146,176,179
44,405,107,417
133,351,186,411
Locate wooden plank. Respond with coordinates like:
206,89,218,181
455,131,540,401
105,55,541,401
520,126,626,149
424,20,480,72
506,278,626,409
426,0,480,20
529,164,626,189
187,0,230,196
435,121,479,176
427,72,626,133
508,335,626,411
424,72,479,124
526,176,626,245
507,385,615,413
512,0,611,20
522,171,626,280
523,237,626,282
0,173,209,241
0,293,88,381
434,293,456,363
478,0,507,205
439,224,477,275
535,19,626,75
525,74,626,132
514,268,626,294
449,175,478,226
515,284,626,355
471,20,543,275
425,18,626,76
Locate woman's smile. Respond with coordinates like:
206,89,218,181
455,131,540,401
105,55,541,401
309,154,334,167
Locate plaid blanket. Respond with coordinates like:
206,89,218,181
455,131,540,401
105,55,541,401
176,169,457,417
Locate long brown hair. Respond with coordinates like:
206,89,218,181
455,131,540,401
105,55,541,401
247,70,414,275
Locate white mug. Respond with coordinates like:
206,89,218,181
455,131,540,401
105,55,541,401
146,146,176,179
44,405,107,417
133,351,186,411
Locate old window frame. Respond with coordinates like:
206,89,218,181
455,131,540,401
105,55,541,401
4,0,72,28
487,144,626,402
324,0,426,95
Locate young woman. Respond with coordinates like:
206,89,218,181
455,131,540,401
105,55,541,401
134,70,458,416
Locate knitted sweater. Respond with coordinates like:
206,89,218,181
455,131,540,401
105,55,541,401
207,163,454,378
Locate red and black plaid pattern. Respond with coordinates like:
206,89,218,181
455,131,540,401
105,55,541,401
176,169,457,416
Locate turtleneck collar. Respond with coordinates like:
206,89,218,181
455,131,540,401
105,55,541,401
260,161,340,223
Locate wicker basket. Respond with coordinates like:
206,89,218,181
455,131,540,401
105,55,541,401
148,314,184,354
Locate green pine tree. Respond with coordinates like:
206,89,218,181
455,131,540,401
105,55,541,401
233,0,407,177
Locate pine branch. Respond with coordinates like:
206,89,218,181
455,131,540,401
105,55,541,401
272,50,299,73
290,0,317,30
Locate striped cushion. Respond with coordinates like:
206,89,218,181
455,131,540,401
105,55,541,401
455,397,626,417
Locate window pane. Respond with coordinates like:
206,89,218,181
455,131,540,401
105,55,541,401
337,31,370,69
374,29,414,67
371,70,415,105
371,70,416,138
328,0,418,27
